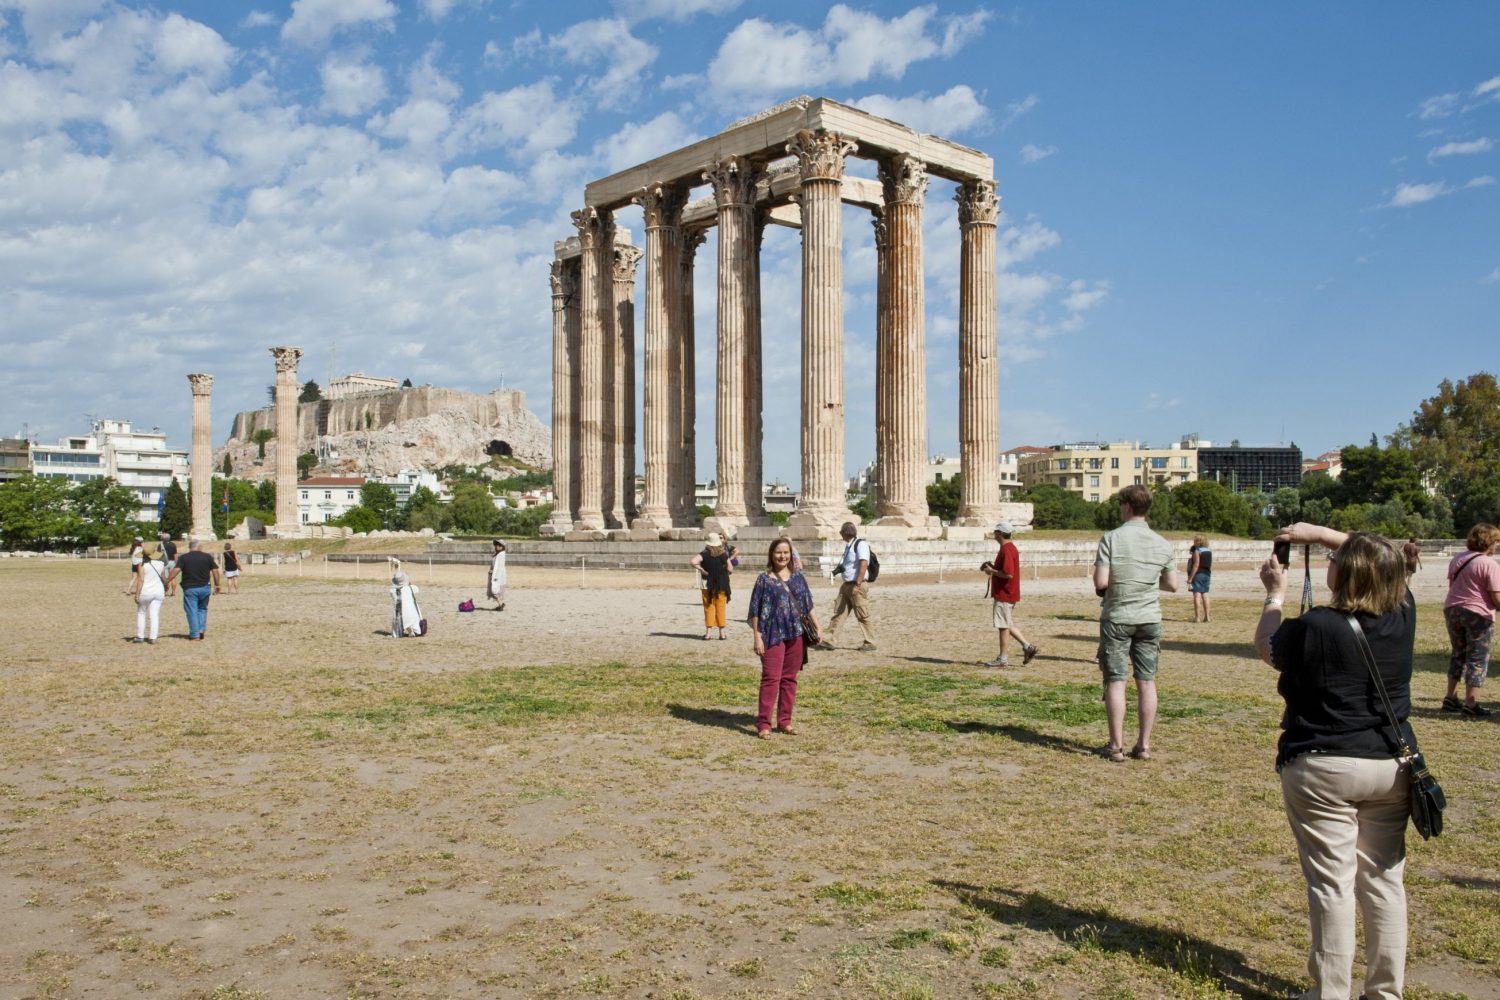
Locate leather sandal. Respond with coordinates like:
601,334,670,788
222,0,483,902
1104,746,1126,763
1129,746,1152,761
757,728,773,740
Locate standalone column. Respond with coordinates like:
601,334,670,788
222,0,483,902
633,183,684,531
674,231,706,525
956,179,1003,525
787,129,857,533
612,244,642,526
744,215,767,524
545,258,579,534
706,156,757,528
187,373,215,540
876,154,937,531
269,346,303,532
571,207,612,531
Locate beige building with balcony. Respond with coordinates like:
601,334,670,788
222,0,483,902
1017,440,1199,502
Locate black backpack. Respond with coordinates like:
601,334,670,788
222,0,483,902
865,544,880,583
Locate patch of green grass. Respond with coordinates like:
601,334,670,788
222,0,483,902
885,927,936,949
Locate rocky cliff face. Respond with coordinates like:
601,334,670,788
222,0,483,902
216,386,551,478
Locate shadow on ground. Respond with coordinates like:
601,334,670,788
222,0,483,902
944,721,1098,755
1047,632,1256,660
934,881,1302,999
667,703,758,735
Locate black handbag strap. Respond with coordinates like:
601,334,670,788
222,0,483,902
1343,614,1415,760
1449,552,1484,584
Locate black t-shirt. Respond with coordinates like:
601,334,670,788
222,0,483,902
161,539,178,561
223,550,240,572
1270,598,1418,769
1194,549,1212,575
699,548,732,598
175,550,217,589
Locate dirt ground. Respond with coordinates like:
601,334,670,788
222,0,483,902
2,556,1496,1000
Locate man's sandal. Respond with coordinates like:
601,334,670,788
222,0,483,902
1129,746,1152,761
1104,746,1127,763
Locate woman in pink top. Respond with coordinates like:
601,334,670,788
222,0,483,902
1443,522,1500,717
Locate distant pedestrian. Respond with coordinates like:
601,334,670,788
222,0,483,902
1187,534,1213,623
1402,536,1423,578
816,521,876,652
221,542,243,594
748,537,820,739
691,531,734,640
127,546,168,643
487,539,508,611
168,539,220,640
1093,485,1178,762
128,536,145,575
1442,523,1500,717
390,558,424,637
982,521,1038,667
159,532,179,597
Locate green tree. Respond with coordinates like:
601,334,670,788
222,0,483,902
1015,482,1097,530
70,477,143,546
221,454,232,477
0,475,78,549
850,494,875,522
926,474,962,523
1271,487,1302,527
450,482,499,534
210,477,261,536
160,479,191,538
1396,372,1500,500
1168,480,1252,535
495,503,553,538
695,504,713,522
400,485,441,530
297,452,317,480
361,482,399,529
330,505,380,533
255,479,277,511
1338,443,1427,511
1452,470,1500,529
1297,471,1344,508
401,378,413,388
251,428,275,460
299,379,322,403
493,469,553,492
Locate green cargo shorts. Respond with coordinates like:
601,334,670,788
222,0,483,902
1097,620,1161,682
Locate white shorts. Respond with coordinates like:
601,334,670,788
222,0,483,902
225,570,240,578
993,601,1015,629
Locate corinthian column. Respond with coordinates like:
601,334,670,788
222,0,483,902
745,214,767,524
611,244,642,526
633,183,684,530
705,156,758,528
269,347,303,532
956,179,1003,526
571,207,613,531
787,129,857,533
876,154,936,530
674,231,706,525
545,258,579,533
187,373,215,539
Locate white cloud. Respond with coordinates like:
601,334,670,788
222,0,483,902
1428,137,1492,161
282,0,396,47
418,0,488,19
319,50,386,117
0,0,104,43
1480,266,1500,284
240,11,277,29
1063,279,1108,313
998,218,1061,268
851,85,988,136
153,13,234,82
1384,180,1449,207
1000,93,1038,129
612,0,743,21
1417,92,1460,119
1019,143,1056,164
449,81,580,155
1466,174,1495,189
707,5,987,105
372,97,451,146
1475,76,1500,98
545,19,657,108
599,111,700,171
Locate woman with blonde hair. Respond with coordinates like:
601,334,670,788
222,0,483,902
690,531,734,640
1187,533,1212,623
1254,525,1421,1000
1442,522,1500,717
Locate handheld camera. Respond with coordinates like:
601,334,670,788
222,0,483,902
1273,539,1292,568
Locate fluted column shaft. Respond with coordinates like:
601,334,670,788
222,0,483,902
613,245,641,525
788,129,857,529
674,232,705,524
745,216,766,523
707,156,757,525
635,185,683,529
187,373,214,539
547,259,579,531
571,207,613,530
957,179,1002,525
876,155,931,525
270,346,303,530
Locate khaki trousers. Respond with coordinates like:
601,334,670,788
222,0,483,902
1280,754,1409,1000
825,581,875,644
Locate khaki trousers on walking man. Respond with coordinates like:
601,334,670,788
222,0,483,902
817,521,877,652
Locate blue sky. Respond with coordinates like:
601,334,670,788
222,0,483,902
1,0,1495,486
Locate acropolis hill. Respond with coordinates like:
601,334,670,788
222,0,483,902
215,384,551,479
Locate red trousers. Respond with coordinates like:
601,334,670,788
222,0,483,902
757,634,805,731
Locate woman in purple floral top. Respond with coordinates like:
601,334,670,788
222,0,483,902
748,537,821,740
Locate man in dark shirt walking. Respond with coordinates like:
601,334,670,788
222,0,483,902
169,539,221,640
159,531,179,596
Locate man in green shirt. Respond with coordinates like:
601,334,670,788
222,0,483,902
1093,484,1179,762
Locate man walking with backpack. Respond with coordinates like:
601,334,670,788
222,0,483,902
816,521,877,652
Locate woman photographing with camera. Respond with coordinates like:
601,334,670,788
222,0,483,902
1253,523,1421,1000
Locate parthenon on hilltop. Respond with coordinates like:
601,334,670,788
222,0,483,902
547,96,1010,542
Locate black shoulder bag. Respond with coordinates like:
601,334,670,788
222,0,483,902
1343,614,1446,839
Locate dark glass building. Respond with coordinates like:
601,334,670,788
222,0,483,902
1197,446,1303,493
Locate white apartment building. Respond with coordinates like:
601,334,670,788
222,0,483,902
367,469,447,506
298,477,365,524
32,420,189,521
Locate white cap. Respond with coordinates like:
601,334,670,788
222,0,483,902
994,521,1013,534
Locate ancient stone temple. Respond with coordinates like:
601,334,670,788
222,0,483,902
547,97,1005,540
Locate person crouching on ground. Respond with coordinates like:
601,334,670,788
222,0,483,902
982,521,1038,667
692,531,734,640
747,537,820,740
1254,524,1419,1000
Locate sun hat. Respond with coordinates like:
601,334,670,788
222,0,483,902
994,521,1013,534
705,531,724,546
